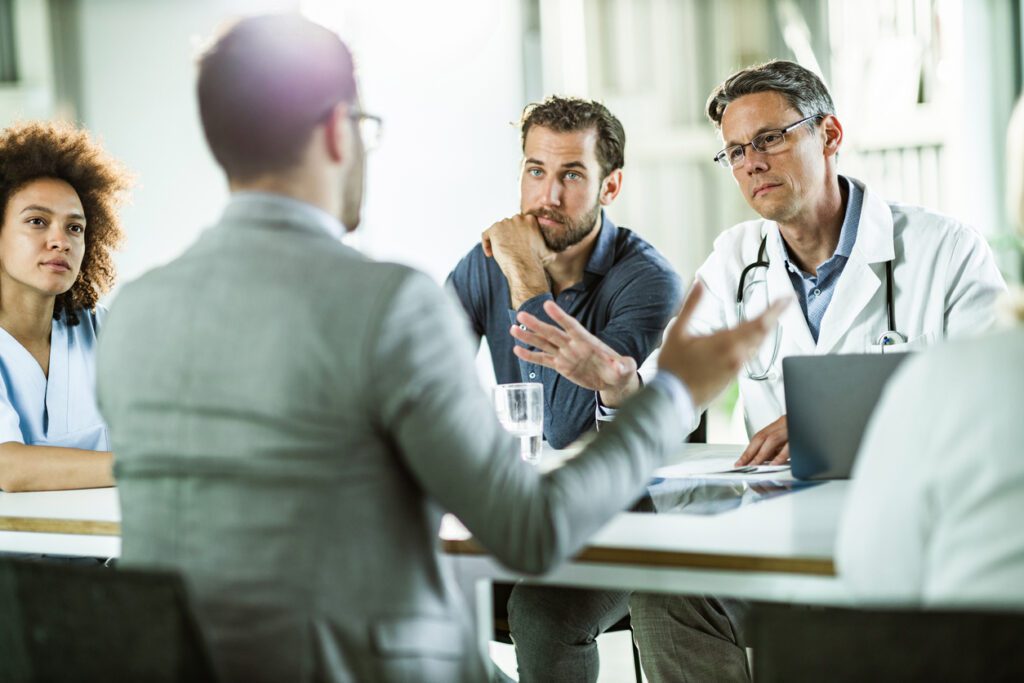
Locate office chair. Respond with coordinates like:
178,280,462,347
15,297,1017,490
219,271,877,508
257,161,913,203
0,556,218,682
747,602,1024,682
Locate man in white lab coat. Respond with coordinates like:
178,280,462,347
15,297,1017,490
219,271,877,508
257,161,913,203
511,60,1006,682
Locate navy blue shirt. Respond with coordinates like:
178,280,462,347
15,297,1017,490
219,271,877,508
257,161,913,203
448,212,683,448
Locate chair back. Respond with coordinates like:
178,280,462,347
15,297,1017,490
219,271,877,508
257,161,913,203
748,602,1024,682
0,556,217,682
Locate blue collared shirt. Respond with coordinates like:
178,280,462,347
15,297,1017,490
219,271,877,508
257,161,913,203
448,211,683,448
777,176,863,341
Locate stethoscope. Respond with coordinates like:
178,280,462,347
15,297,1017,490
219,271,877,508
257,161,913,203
736,235,905,381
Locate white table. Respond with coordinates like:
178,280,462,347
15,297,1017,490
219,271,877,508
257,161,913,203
0,487,120,558
0,445,854,659
441,444,854,658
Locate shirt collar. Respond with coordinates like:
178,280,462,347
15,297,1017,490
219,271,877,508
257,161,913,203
223,191,346,240
583,210,618,276
777,175,862,273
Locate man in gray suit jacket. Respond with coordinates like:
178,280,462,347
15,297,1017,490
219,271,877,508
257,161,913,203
96,14,785,683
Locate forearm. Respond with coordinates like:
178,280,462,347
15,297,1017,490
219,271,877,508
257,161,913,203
505,259,550,309
0,442,114,492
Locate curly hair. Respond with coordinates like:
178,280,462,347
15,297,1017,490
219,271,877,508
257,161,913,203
0,122,131,325
520,96,626,179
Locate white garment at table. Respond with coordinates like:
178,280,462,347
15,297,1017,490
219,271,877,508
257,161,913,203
642,177,1006,436
0,308,108,451
836,326,1024,608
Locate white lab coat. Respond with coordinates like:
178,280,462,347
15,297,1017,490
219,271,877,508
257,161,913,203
648,178,1006,436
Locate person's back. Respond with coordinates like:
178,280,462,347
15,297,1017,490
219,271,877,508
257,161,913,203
838,325,1024,607
102,195,496,680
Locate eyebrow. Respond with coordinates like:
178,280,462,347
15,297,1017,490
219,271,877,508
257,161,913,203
524,158,588,171
20,205,86,220
724,123,789,147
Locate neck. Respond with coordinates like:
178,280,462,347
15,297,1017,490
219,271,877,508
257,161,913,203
229,168,339,218
0,279,56,344
545,213,603,294
777,176,847,276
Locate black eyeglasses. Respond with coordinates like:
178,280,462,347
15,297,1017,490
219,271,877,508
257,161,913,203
713,114,824,169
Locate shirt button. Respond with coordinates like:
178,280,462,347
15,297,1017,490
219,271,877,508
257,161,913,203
813,288,821,296
528,372,537,379
519,323,528,330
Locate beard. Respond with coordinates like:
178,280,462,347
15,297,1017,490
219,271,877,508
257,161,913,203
528,201,602,253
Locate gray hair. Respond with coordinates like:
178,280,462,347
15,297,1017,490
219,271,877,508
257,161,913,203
706,60,835,129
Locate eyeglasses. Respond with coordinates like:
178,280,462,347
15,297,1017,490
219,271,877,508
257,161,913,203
713,114,823,169
350,110,383,151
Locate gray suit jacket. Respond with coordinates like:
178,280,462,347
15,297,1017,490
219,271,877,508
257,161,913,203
97,194,687,683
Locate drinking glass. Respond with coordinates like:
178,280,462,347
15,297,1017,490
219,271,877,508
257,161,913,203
493,382,544,463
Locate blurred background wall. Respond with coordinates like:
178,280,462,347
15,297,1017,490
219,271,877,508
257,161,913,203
2,0,1022,437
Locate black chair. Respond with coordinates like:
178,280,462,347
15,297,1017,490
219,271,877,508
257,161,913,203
0,556,217,682
747,602,1024,682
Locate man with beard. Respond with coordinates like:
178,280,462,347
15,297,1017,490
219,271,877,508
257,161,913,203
447,96,682,682
448,96,682,450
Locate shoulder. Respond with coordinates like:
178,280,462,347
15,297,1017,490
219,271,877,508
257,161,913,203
699,219,767,275
888,201,983,245
609,227,681,283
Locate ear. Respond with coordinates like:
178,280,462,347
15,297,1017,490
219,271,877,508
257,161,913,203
821,114,843,158
599,169,623,205
323,102,349,164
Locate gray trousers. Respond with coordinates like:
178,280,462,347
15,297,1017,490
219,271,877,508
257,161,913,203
630,593,750,683
507,584,631,683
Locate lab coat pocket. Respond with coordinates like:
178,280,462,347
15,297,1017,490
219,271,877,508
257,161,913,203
866,331,937,355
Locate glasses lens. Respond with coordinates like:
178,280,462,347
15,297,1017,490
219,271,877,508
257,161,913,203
715,145,742,169
359,116,382,150
752,130,786,153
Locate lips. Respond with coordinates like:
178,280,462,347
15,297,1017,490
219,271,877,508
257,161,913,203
530,210,565,227
753,183,782,198
41,259,71,272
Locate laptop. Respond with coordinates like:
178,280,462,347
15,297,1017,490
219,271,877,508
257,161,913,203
784,353,911,480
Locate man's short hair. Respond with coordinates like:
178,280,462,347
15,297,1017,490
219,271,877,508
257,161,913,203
197,14,357,181
706,60,836,129
520,96,625,179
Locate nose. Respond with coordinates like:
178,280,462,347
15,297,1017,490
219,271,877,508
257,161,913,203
541,177,563,207
47,226,71,252
740,146,769,174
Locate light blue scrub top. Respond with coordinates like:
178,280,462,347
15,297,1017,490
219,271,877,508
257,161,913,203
0,307,109,451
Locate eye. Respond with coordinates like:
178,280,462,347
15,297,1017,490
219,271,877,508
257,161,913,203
527,167,543,178
67,224,85,235
27,217,46,227
565,171,582,181
758,132,784,147
728,146,745,162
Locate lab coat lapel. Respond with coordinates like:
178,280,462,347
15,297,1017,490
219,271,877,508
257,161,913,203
765,225,815,355
815,181,894,354
45,319,70,437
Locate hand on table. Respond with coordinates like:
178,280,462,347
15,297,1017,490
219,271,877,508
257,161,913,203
735,415,789,466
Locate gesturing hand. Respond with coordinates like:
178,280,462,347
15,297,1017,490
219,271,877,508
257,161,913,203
510,303,639,404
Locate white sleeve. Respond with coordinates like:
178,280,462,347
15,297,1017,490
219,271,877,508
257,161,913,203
0,373,26,444
943,225,1007,338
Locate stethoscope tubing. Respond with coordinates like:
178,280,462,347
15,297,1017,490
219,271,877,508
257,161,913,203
736,234,903,381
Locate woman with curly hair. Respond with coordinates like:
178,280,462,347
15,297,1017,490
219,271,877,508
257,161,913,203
0,121,129,491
